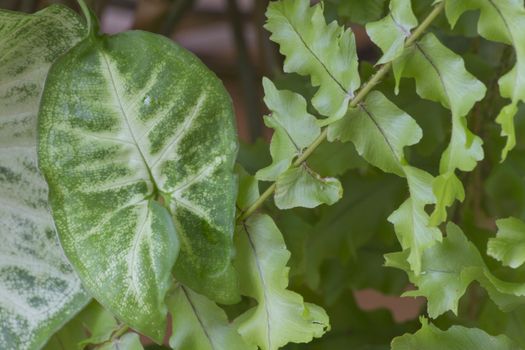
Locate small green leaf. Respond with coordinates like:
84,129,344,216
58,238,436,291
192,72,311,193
256,78,320,181
429,172,465,226
38,29,238,339
328,91,422,177
387,223,525,318
392,318,518,350
44,301,119,350
444,0,525,159
393,33,485,223
265,0,360,122
366,0,418,64
274,165,342,209
0,5,89,350
168,285,253,350
97,333,143,350
488,217,525,269
235,214,329,350
388,166,442,275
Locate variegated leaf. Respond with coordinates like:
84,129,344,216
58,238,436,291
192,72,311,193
38,20,238,340
0,6,89,350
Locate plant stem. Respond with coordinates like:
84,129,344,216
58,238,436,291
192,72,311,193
238,2,445,222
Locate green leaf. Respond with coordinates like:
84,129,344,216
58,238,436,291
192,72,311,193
256,78,320,181
97,333,143,350
38,27,238,338
488,217,525,269
328,91,422,177
265,0,360,123
393,33,486,224
366,0,418,64
168,285,253,350
444,0,525,159
235,214,329,349
391,318,518,350
274,165,343,209
388,166,442,275
44,301,119,350
386,223,525,318
0,5,90,350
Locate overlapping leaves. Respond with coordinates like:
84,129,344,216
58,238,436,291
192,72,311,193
0,6,89,350
265,0,360,123
38,8,238,341
366,0,418,64
168,285,251,350
392,318,518,350
236,169,329,349
393,32,486,224
387,223,525,318
256,79,342,209
444,0,525,159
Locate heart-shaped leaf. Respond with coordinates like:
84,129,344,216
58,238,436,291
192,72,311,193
38,13,238,340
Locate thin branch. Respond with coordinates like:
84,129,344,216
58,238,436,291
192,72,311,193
238,2,445,222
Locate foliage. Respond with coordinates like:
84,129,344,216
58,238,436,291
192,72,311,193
2,0,525,349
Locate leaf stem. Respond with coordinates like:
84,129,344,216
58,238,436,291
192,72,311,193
77,0,92,34
238,1,445,222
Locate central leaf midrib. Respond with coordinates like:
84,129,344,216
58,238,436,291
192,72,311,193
243,221,272,349
100,51,161,200
181,285,217,350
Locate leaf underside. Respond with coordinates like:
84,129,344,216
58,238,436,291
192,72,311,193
0,6,90,350
38,29,238,340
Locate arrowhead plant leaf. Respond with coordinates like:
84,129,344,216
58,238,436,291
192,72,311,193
38,9,238,340
0,6,90,350
444,0,525,160
265,0,360,123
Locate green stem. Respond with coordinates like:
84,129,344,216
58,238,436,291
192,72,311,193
238,2,445,222
77,0,92,34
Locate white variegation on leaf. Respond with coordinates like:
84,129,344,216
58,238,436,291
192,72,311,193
38,11,238,341
0,6,89,350
235,214,329,350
